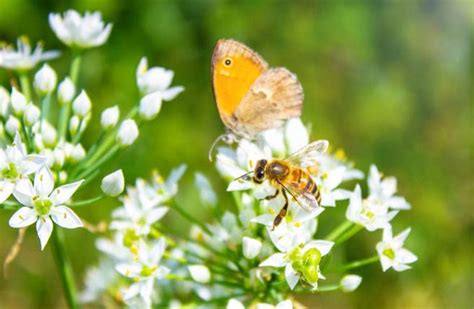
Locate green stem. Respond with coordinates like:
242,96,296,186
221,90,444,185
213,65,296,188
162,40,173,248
170,200,212,235
18,72,32,101
316,284,341,292
51,228,78,309
338,255,379,271
325,220,353,241
58,53,81,141
0,200,21,210
334,224,363,245
74,145,119,181
68,195,104,208
40,94,51,128
70,53,82,86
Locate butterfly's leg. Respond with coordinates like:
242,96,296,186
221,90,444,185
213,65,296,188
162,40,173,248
272,189,288,230
259,188,280,201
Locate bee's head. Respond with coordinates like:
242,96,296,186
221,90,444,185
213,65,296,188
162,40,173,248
253,159,267,183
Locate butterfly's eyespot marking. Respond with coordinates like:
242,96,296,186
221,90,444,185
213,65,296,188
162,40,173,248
224,58,232,66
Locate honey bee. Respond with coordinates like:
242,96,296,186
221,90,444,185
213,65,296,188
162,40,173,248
237,140,329,229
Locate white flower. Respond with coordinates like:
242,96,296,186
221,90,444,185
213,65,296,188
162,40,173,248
317,166,352,207
346,185,398,231
260,240,333,289
116,239,169,308
136,57,184,97
9,167,83,250
5,115,20,135
340,274,362,292
256,300,293,309
70,144,85,162
110,181,169,235
376,227,417,272
57,77,75,104
0,133,45,203
79,259,118,303
188,265,211,283
11,88,28,116
69,115,80,136
139,92,162,120
24,104,40,126
52,148,66,169
101,170,124,197
33,121,58,148
72,90,91,117
227,299,245,309
34,64,57,95
49,10,112,49
117,119,139,146
100,105,119,129
0,38,59,70
194,172,217,206
0,86,10,116
368,165,411,210
242,236,262,259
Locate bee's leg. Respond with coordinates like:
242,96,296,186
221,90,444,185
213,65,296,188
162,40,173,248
272,189,289,230
260,188,280,201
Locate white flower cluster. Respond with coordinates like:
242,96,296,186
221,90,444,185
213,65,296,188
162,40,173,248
80,166,186,307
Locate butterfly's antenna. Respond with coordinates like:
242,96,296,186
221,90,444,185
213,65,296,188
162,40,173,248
208,133,235,162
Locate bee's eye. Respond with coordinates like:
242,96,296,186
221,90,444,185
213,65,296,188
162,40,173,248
256,169,265,179
224,58,232,66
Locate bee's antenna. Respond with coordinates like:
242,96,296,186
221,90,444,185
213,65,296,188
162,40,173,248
208,133,236,162
233,170,253,182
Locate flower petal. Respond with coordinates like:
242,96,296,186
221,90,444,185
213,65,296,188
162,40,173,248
305,240,334,256
116,263,142,278
0,180,15,203
259,253,287,267
50,206,83,228
36,216,53,250
34,167,55,198
276,300,293,309
12,179,34,206
9,207,37,227
285,264,300,290
160,86,185,101
50,180,84,205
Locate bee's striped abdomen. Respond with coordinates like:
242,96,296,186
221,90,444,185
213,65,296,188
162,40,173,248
291,169,322,204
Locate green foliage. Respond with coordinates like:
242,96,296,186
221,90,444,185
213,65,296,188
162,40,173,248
0,1,471,308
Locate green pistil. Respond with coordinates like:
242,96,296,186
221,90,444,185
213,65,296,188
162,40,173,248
140,265,157,277
2,162,19,180
383,248,395,260
291,247,322,284
33,196,52,216
123,228,140,248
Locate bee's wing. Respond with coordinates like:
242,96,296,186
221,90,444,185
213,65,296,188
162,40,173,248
233,68,303,136
285,140,329,167
278,180,320,212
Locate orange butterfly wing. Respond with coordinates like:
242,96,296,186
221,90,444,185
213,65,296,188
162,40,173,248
211,39,268,132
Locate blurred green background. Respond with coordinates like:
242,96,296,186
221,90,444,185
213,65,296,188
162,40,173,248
0,0,472,308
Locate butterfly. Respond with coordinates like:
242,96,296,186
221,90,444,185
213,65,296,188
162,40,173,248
210,39,304,150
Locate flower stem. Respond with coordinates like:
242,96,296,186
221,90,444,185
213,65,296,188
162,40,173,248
316,284,341,292
339,255,379,271
334,224,363,245
68,195,104,207
51,228,78,309
18,72,32,101
40,94,51,128
325,220,353,241
70,52,82,86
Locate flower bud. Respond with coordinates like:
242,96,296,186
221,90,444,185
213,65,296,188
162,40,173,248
57,77,75,104
188,265,210,284
24,104,40,126
242,236,262,259
100,105,119,129
34,64,57,95
70,144,86,163
227,299,245,309
5,115,20,135
0,86,10,117
139,92,162,120
340,274,362,292
101,170,125,197
59,171,68,183
41,121,58,147
72,90,91,117
52,148,66,169
11,88,28,116
117,119,138,146
69,115,80,136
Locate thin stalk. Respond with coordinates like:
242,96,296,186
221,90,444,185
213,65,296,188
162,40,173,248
51,228,78,309
169,200,212,235
18,72,32,101
58,53,81,140
325,220,353,241
316,284,341,292
74,145,119,181
68,195,104,208
20,119,33,152
338,255,379,271
0,200,21,210
334,224,363,245
40,94,51,131
70,52,82,86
